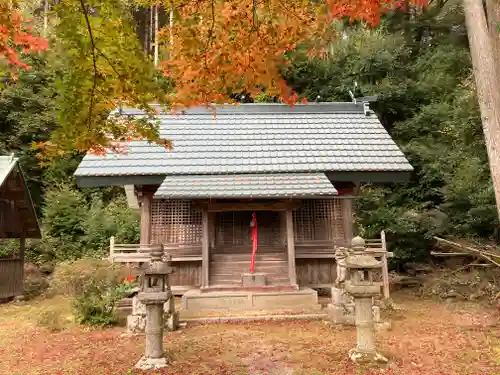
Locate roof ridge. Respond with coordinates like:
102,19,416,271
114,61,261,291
118,102,367,116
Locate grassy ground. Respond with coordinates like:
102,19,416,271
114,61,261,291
0,293,498,375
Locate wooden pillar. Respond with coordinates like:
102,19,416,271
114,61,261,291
19,231,25,296
343,198,353,247
209,212,216,249
381,230,390,299
201,207,209,288
280,211,287,248
19,232,25,259
285,209,297,287
140,192,152,245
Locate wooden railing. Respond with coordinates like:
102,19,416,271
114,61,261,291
294,231,392,299
295,240,336,258
108,231,392,299
365,231,392,300
108,236,202,263
0,258,23,299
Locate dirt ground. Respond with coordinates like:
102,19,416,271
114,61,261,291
0,293,498,375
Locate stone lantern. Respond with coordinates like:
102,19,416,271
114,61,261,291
345,237,388,364
135,245,173,370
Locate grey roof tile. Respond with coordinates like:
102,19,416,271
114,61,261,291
0,155,17,188
154,173,338,199
75,102,413,177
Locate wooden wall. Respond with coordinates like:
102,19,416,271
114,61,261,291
150,199,202,251
292,198,354,288
292,198,352,247
145,195,354,290
169,261,202,288
0,258,23,299
296,259,336,288
215,211,282,248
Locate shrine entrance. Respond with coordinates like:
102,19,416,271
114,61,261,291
212,211,284,254
208,210,289,286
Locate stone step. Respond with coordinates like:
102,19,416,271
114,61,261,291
180,288,320,317
211,254,287,262
209,276,290,285
209,262,288,269
209,252,288,287
210,260,287,268
210,272,289,279
210,269,289,277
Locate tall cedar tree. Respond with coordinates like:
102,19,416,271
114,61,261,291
463,0,500,220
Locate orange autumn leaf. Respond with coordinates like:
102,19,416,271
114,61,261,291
0,1,47,72
161,0,427,108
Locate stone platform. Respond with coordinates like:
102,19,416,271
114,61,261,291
180,287,320,317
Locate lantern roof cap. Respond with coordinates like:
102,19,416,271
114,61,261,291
142,263,173,275
345,254,381,269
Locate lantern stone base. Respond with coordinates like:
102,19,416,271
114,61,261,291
241,273,267,287
135,356,168,370
348,349,388,365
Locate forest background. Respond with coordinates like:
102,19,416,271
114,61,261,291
0,0,489,272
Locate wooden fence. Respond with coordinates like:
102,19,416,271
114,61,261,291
108,236,202,263
365,231,392,300
0,258,23,299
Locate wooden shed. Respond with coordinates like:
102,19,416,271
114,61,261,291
0,154,41,300
75,102,412,299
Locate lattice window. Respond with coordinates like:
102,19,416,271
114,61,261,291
215,211,282,247
151,200,202,245
293,199,346,244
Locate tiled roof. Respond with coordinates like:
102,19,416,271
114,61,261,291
154,173,338,199
74,102,413,178
0,155,17,188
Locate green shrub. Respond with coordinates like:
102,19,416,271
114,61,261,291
0,239,19,258
82,195,140,257
36,309,66,332
32,184,140,263
72,281,133,327
49,258,128,297
23,262,50,299
355,186,445,267
43,184,87,242
49,259,135,327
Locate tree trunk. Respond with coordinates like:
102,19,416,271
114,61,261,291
43,0,48,36
154,5,159,66
486,0,500,79
464,0,500,220
170,7,174,52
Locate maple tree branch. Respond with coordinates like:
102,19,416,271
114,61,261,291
252,0,257,28
79,0,98,130
77,1,138,124
203,0,216,70
277,2,308,22
95,46,124,79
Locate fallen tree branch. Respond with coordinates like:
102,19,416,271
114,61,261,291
480,253,500,267
433,236,500,267
434,237,500,258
